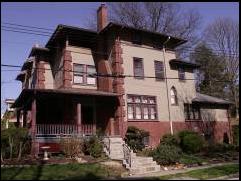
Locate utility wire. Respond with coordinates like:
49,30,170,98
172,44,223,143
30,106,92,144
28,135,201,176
1,64,232,82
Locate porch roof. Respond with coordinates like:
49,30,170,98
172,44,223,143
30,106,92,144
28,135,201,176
192,93,233,105
12,88,120,108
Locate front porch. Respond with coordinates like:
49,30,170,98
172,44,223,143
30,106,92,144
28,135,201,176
12,88,121,155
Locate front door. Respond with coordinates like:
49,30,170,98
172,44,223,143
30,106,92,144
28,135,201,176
82,106,94,135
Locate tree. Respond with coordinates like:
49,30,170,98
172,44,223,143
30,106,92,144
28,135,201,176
191,43,228,98
203,18,239,118
86,3,202,58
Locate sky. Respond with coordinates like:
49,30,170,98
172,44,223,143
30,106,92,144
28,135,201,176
1,2,239,114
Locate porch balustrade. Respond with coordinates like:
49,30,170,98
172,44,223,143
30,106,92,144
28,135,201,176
36,124,94,137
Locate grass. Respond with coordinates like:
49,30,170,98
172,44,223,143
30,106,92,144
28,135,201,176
159,164,239,180
1,163,124,180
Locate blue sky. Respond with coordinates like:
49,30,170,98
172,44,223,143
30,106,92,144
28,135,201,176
1,2,239,113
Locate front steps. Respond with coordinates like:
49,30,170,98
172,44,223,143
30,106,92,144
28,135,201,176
103,136,161,175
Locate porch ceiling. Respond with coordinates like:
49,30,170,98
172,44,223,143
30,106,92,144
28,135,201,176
11,88,120,108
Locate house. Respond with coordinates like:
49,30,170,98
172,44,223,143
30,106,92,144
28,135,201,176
2,99,22,129
12,4,233,156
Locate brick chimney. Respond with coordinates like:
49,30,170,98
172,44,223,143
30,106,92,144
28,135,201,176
97,3,107,32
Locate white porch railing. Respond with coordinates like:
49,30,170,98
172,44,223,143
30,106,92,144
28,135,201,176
36,124,94,137
123,143,132,168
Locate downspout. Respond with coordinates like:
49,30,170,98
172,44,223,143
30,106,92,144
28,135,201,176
162,36,173,135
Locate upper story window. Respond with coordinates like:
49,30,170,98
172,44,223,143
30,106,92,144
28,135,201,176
132,32,142,45
178,67,185,81
170,87,178,105
184,104,201,120
133,57,144,79
154,61,164,81
127,95,157,120
73,63,96,85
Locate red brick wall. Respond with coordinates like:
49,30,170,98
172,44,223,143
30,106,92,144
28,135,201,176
123,121,231,147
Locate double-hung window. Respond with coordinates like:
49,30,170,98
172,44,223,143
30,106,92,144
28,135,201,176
184,103,201,120
127,95,157,120
73,64,84,84
73,64,96,85
154,60,164,80
133,57,144,79
178,67,185,81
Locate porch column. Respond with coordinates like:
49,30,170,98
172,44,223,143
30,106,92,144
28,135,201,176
16,109,20,128
110,118,115,136
31,98,38,157
77,103,82,134
23,110,27,128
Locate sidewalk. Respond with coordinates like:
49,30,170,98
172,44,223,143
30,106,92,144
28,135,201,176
123,161,239,179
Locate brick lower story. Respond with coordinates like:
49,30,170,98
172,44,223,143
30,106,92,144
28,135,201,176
123,121,231,147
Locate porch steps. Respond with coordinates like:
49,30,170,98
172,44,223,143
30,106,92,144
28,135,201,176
103,137,161,175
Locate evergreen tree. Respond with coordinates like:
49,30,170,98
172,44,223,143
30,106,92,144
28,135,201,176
191,43,228,98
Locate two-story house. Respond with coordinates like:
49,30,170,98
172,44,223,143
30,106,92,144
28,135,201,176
12,4,232,156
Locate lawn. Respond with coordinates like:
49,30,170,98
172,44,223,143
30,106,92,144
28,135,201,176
159,163,239,180
1,163,125,180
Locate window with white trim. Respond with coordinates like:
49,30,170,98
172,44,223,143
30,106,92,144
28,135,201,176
73,64,96,85
170,87,178,105
127,95,157,120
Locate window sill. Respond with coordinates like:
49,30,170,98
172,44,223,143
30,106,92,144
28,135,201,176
185,119,202,122
127,119,159,122
73,83,97,87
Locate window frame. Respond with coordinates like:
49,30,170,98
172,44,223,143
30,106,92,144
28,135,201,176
184,103,201,121
154,60,165,81
133,57,144,79
127,94,158,121
178,67,186,81
73,63,96,86
170,87,178,106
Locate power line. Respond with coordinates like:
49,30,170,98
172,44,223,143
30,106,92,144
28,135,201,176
1,64,232,82
1,26,53,34
1,28,51,37
1,22,55,31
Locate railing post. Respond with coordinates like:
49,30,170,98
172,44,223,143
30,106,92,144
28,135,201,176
77,103,82,135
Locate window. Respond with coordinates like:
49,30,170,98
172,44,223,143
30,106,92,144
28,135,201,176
132,32,142,45
170,87,178,105
178,67,185,80
184,104,201,120
73,64,96,85
154,61,164,80
127,95,157,120
87,65,96,85
142,135,150,146
133,58,144,79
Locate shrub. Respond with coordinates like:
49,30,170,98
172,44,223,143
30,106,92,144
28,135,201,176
232,125,239,146
152,144,182,165
178,130,204,153
137,148,155,157
124,126,149,152
160,134,179,146
207,143,237,153
1,127,31,161
83,136,103,158
59,136,83,158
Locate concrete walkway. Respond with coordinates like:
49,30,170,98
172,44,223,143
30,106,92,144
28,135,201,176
123,161,239,179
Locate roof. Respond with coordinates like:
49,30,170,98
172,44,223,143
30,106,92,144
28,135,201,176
21,57,34,71
5,99,15,103
100,22,187,49
28,46,49,57
45,22,187,49
46,24,97,48
169,59,200,69
16,71,27,81
192,93,233,105
12,88,120,108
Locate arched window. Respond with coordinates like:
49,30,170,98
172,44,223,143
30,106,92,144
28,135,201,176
170,87,178,105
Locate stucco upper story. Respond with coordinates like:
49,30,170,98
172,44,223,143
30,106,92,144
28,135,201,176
15,21,231,123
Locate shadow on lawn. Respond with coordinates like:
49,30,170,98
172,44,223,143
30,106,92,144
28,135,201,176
64,172,103,180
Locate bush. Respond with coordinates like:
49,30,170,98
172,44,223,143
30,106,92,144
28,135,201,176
160,134,179,146
152,144,182,165
232,125,239,146
137,148,155,157
178,130,204,153
83,136,103,158
59,136,83,158
1,127,31,161
207,143,237,153
124,126,149,152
